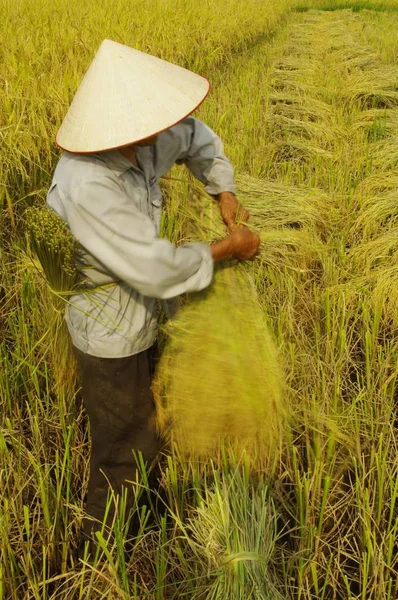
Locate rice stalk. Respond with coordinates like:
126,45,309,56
350,190,398,240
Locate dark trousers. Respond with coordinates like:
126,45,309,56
74,345,162,550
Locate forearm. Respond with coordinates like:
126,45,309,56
210,237,234,262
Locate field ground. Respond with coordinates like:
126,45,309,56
1,1,398,599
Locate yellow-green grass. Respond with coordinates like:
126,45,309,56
1,2,398,600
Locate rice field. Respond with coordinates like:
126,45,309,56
1,0,398,598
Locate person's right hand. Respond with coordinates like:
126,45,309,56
228,226,261,260
210,225,261,263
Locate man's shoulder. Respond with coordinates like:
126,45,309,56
53,152,115,194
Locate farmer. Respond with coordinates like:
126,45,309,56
47,39,260,555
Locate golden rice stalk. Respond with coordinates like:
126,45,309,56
268,140,333,165
331,47,379,70
341,70,398,109
235,173,333,236
153,266,285,467
268,93,333,123
372,266,398,327
350,190,398,241
349,230,398,272
177,175,327,273
266,114,335,144
350,108,395,138
257,229,324,274
370,139,398,173
354,173,398,198
270,72,317,96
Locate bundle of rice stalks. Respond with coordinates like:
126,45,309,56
181,466,285,600
273,56,319,74
24,206,78,390
341,73,398,109
331,46,379,71
270,73,317,96
153,266,285,467
176,175,327,273
24,206,78,300
354,173,398,198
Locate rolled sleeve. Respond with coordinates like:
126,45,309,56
66,176,214,299
154,116,236,195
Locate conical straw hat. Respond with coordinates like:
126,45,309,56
56,39,210,153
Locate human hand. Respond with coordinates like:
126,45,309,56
218,191,250,232
228,225,260,260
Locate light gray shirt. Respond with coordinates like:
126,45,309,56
47,117,235,357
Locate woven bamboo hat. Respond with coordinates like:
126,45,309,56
56,39,210,153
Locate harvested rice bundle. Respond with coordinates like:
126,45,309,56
176,175,326,273
273,56,320,73
354,173,398,198
24,206,78,390
341,71,398,109
153,266,285,466
183,467,285,600
256,229,324,274
270,73,316,96
331,46,379,70
25,206,78,297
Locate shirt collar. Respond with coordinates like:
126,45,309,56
98,149,134,176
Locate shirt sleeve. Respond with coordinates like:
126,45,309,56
65,175,214,299
154,116,236,195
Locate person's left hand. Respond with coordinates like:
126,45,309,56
217,191,250,232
